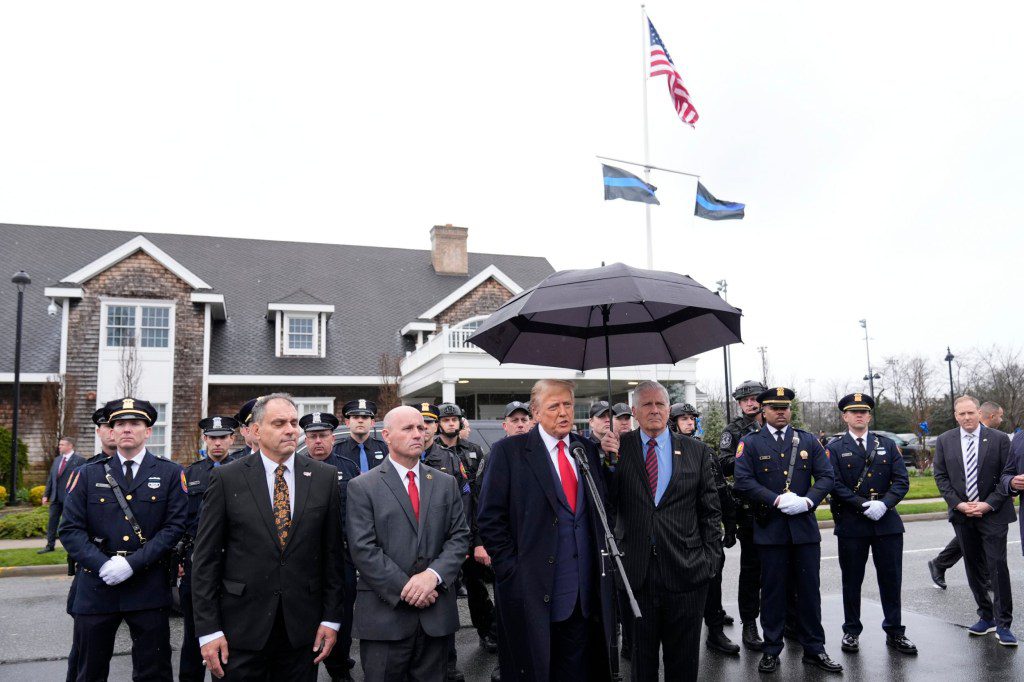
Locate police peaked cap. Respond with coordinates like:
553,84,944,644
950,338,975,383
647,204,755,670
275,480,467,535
104,397,158,426
91,407,109,426
235,397,263,425
418,402,440,420
757,386,796,406
299,411,340,432
342,399,377,417
199,415,240,437
838,392,875,412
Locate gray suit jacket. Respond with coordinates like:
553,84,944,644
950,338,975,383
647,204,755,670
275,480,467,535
933,425,1016,526
346,459,471,641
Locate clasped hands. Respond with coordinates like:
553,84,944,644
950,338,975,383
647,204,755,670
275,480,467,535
401,570,439,609
861,500,887,521
956,501,993,517
775,491,812,515
98,555,134,586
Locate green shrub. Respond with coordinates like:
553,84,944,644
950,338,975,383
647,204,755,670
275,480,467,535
0,485,6,507
0,425,29,490
0,506,49,539
29,485,46,506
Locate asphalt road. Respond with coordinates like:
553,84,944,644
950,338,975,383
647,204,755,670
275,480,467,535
1,517,1022,680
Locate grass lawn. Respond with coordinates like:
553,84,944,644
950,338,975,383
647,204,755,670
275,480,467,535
905,475,940,500
815,500,949,522
0,547,67,567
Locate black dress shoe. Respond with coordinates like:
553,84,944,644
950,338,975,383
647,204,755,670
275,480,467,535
479,632,498,653
928,560,947,590
802,652,843,673
886,634,918,655
742,621,764,651
36,546,55,554
706,628,741,655
841,633,859,652
758,653,780,673
723,613,735,626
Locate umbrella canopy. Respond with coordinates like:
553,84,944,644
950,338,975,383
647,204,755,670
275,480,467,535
467,262,742,371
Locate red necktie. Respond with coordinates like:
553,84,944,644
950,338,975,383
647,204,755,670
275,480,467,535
556,441,578,513
407,471,420,521
57,457,67,477
645,439,659,498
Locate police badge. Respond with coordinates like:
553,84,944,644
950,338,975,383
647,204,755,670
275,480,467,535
720,431,732,449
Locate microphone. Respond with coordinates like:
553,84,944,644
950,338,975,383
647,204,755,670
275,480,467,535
570,443,590,472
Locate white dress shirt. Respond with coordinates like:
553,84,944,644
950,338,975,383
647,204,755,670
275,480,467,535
116,450,146,478
537,427,578,482
766,424,789,442
198,452,338,647
387,457,443,586
847,431,870,449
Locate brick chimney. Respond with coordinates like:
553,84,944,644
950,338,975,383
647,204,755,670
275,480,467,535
430,224,468,275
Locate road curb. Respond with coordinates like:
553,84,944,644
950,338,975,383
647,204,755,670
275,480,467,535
817,510,947,529
0,564,68,578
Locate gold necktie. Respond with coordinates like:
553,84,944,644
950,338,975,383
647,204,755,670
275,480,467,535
273,464,291,548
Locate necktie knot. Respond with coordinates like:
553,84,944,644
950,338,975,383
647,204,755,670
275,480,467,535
857,437,864,448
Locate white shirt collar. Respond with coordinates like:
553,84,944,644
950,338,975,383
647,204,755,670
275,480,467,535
260,452,295,475
538,426,571,454
117,450,146,469
766,424,788,437
960,426,981,439
389,456,421,482
848,430,869,442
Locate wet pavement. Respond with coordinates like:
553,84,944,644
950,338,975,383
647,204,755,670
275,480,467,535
1,517,1022,680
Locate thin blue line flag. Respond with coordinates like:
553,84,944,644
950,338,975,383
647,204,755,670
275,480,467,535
602,164,659,205
695,182,745,220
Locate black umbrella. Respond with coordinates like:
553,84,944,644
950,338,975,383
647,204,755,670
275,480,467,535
467,262,743,401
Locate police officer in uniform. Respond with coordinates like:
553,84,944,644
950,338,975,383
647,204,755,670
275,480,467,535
301,410,361,682
718,379,767,650
179,414,239,681
419,401,441,441
827,393,917,655
59,398,188,682
671,402,741,655
232,397,261,457
335,398,388,472
733,387,842,674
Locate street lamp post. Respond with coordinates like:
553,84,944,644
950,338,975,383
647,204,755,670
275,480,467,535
9,271,30,505
944,347,956,415
859,319,877,403
716,280,733,421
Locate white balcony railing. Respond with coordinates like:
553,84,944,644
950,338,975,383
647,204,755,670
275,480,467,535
400,324,486,375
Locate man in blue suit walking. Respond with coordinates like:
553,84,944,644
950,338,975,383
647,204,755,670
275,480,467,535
39,436,86,554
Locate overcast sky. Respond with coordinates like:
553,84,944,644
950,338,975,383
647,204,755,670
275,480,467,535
1,2,1020,399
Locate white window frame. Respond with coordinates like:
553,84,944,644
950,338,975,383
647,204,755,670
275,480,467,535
282,312,319,356
147,402,171,458
294,397,336,417
100,299,176,351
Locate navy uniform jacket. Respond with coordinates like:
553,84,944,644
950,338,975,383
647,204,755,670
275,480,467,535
335,435,388,471
58,452,187,614
230,445,254,459
826,432,908,538
183,454,237,541
320,451,360,556
733,426,834,545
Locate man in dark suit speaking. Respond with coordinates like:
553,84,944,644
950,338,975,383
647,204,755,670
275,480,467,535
191,394,345,679
933,395,1017,646
345,405,471,681
605,381,722,681
477,379,614,682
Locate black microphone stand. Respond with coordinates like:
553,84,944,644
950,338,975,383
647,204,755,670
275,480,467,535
571,444,641,682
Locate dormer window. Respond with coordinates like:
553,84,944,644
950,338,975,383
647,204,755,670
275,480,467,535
268,301,334,358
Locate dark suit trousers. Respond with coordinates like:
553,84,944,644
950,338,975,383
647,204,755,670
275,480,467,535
224,605,317,682
72,608,172,682
323,559,358,678
359,623,449,682
550,599,608,682
178,566,204,682
631,553,708,682
703,550,727,629
463,556,496,637
837,534,904,636
46,500,63,548
736,525,761,622
934,535,963,571
758,544,825,656
954,520,1013,628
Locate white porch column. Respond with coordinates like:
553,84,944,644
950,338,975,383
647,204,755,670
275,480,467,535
684,381,697,406
441,379,457,404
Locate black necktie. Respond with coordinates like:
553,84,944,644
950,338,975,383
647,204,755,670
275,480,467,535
857,437,864,451
124,460,134,485
776,431,785,446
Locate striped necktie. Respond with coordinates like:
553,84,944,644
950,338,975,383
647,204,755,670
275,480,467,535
965,434,978,502
645,439,659,499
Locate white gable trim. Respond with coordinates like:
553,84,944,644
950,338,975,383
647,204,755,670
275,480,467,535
191,292,227,321
44,286,83,299
400,321,437,336
267,302,335,317
418,265,522,320
61,235,212,290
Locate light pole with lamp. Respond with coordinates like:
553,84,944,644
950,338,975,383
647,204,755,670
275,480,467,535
8,271,30,505
859,319,877,403
716,280,733,421
944,347,956,415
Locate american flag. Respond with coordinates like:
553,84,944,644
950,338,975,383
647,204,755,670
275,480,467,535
648,19,698,127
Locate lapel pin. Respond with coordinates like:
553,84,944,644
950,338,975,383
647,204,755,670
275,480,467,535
302,471,312,477
426,473,433,480
674,450,681,455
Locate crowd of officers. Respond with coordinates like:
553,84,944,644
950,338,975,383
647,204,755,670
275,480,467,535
55,380,926,680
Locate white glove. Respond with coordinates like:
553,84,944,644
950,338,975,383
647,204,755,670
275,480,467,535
775,492,799,509
781,496,813,515
98,555,134,586
862,500,887,521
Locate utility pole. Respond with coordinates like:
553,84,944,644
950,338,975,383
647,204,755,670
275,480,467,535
859,319,877,403
716,280,733,421
757,346,770,386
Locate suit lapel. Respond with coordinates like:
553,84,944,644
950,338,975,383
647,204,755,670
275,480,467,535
760,426,784,455
242,456,280,548
417,466,435,544
658,433,685,506
624,431,655,507
977,426,989,471
380,461,419,533
523,429,566,515
285,456,312,552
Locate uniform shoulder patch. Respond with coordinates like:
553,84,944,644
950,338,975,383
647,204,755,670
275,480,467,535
180,471,188,493
736,442,745,458
719,431,732,449
66,469,81,492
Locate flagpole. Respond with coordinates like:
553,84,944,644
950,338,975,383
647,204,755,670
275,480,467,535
641,4,653,269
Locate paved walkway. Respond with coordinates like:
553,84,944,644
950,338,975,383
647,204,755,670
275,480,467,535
0,539,61,550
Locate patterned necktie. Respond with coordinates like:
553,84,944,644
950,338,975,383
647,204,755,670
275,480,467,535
645,439,659,499
556,441,578,513
124,460,134,485
273,464,291,548
407,471,420,521
965,434,978,502
359,443,369,473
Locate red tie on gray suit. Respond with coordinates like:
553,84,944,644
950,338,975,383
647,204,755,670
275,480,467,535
407,471,420,521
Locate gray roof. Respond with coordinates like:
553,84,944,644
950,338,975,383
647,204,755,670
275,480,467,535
0,223,555,377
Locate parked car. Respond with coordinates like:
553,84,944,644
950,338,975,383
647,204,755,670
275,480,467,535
826,430,930,469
